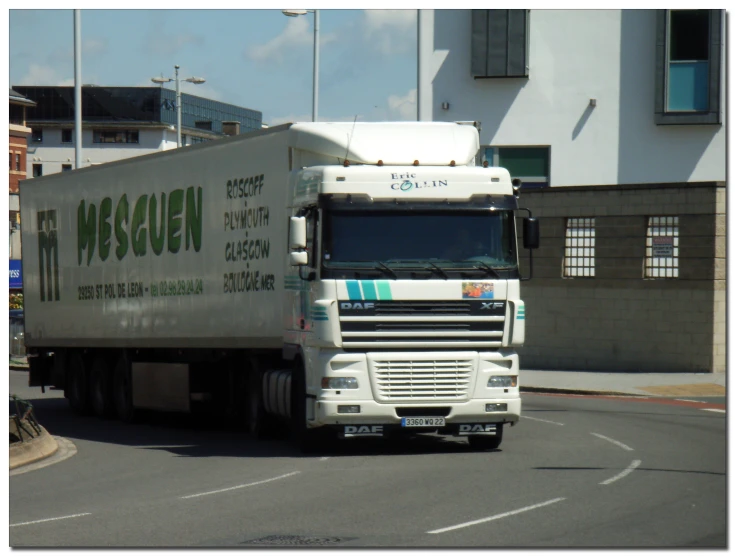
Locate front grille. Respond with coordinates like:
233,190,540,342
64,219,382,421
374,301,471,316
372,360,473,401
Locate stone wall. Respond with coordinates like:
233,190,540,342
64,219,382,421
517,182,725,373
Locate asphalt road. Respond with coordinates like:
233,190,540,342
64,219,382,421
9,369,727,548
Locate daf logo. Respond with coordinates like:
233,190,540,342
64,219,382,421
344,425,383,436
480,302,504,310
458,424,496,435
340,302,375,310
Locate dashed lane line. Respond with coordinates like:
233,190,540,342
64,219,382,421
591,433,633,451
180,471,301,500
522,415,565,426
427,498,566,534
10,513,92,528
702,408,726,413
600,460,641,485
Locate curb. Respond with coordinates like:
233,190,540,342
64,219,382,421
9,426,59,470
520,386,647,397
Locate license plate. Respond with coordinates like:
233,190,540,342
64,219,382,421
401,417,446,427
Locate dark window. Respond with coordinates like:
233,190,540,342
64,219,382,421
195,121,212,131
61,129,73,143
481,146,549,188
62,164,72,172
32,164,42,177
15,154,20,171
471,10,529,78
655,10,722,124
31,128,43,143
93,130,139,144
8,152,12,171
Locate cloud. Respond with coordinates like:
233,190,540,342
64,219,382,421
83,38,107,57
14,64,72,86
246,16,337,64
363,9,417,55
386,88,417,121
143,29,204,57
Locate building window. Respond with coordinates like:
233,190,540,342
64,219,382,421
31,128,43,143
195,121,212,131
564,218,595,278
655,10,722,125
32,164,42,178
62,164,72,172
190,136,208,144
471,9,529,78
15,154,20,171
93,130,140,144
481,146,549,188
8,152,12,171
645,216,679,279
61,129,73,143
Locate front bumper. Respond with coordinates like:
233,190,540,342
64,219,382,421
312,396,521,427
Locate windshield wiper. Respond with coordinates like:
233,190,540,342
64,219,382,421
375,261,398,280
464,259,501,279
385,259,451,280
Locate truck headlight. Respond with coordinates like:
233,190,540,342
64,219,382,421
487,375,517,388
321,377,359,389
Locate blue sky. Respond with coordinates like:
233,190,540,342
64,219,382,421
8,9,418,126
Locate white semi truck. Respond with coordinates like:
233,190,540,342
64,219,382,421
21,121,539,452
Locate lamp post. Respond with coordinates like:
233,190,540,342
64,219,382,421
151,66,205,147
282,9,319,122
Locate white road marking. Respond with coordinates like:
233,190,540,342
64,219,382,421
427,498,566,534
180,471,300,500
522,415,564,426
591,433,633,451
702,408,726,413
675,399,706,403
600,459,641,485
10,513,92,528
320,456,330,461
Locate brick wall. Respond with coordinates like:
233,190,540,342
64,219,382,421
9,134,28,194
517,182,725,373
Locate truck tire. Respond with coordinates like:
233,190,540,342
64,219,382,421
90,355,115,419
113,352,136,423
67,352,91,415
246,364,278,439
291,359,331,454
468,424,503,451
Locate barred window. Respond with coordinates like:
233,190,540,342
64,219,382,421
564,217,595,277
645,216,679,278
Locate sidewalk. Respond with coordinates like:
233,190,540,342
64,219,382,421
520,369,726,398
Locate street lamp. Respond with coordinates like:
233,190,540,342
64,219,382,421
152,65,206,147
282,9,319,122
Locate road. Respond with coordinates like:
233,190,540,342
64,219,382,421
9,369,726,548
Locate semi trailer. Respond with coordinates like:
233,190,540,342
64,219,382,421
21,121,539,452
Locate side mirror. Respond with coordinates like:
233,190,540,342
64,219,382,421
523,217,539,250
290,216,306,249
289,251,308,266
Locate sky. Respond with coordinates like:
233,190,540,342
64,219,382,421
8,9,419,126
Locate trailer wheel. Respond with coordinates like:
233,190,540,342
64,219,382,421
113,352,136,423
467,424,504,451
67,352,91,415
90,355,115,419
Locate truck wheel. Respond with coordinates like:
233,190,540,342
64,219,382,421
90,356,115,419
291,360,330,454
67,352,91,415
246,364,278,439
467,424,503,451
113,352,136,423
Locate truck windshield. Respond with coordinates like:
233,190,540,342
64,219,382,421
322,210,517,272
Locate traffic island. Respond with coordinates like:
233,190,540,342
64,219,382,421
9,395,59,470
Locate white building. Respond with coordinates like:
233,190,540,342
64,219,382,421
421,9,726,372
